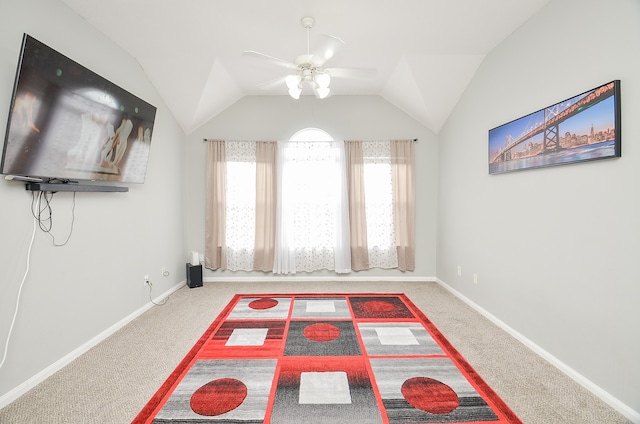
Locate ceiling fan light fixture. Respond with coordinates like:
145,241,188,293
286,74,303,99
286,74,301,90
315,86,330,99
314,72,330,88
288,86,302,100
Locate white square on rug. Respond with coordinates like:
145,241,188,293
298,371,352,404
305,300,336,313
375,327,419,345
225,328,269,346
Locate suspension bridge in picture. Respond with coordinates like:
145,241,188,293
490,81,616,164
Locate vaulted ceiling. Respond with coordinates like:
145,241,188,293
60,0,550,135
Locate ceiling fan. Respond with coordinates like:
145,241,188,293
243,17,375,99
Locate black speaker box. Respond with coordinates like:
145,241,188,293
186,263,203,288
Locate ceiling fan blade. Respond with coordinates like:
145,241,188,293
310,34,346,66
256,76,287,90
243,50,298,70
325,67,377,79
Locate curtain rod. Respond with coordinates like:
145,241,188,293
203,138,418,142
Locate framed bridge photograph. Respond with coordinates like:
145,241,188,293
488,80,621,174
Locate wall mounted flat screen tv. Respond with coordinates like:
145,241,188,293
1,34,156,184
488,80,621,174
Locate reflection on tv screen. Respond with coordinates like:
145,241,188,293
1,34,156,184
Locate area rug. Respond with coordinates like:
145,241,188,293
133,293,522,423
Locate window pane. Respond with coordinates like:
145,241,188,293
225,142,256,271
363,141,398,269
280,139,340,271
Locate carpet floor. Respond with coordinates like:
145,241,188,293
134,293,521,423
0,281,631,423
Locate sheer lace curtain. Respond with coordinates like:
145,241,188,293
273,139,351,274
362,140,399,269
224,141,257,270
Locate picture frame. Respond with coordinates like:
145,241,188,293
488,80,621,174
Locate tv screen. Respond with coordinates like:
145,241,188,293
1,34,156,184
489,80,621,174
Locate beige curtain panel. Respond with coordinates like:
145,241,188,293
204,140,227,270
391,139,415,271
345,141,370,271
253,141,277,271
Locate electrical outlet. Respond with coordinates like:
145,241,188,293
457,266,462,276
473,273,478,284
161,267,169,277
143,274,149,286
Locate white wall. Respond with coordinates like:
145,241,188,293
185,95,438,280
438,0,640,416
3,0,636,418
0,0,187,402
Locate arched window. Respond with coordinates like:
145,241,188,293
274,128,351,273
289,127,334,142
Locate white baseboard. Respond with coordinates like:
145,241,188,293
203,276,436,283
435,278,640,424
0,281,185,410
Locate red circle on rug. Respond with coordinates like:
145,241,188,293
303,323,341,342
363,300,395,313
190,378,247,416
401,377,459,414
248,297,278,310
